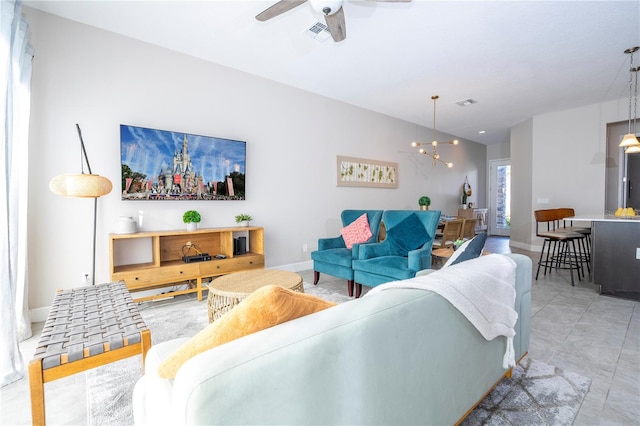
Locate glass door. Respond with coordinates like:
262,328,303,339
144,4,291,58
489,159,511,236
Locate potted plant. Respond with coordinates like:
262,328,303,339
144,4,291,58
418,196,431,210
235,213,252,227
183,210,201,231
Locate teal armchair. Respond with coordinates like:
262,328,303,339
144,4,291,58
352,210,441,297
311,210,383,297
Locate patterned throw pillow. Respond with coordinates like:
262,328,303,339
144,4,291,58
340,213,373,249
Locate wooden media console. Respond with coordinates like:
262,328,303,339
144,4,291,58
109,227,264,302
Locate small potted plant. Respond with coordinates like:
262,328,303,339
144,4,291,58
418,196,431,210
183,210,201,231
235,213,252,227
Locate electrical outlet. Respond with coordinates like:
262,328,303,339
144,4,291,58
82,273,91,286
302,243,308,252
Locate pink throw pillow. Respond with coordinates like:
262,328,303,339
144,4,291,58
341,213,373,249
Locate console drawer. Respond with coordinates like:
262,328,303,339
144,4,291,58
116,264,199,290
199,255,264,276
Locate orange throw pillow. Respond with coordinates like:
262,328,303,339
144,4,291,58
157,285,336,379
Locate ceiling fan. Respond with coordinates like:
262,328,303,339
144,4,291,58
255,0,411,43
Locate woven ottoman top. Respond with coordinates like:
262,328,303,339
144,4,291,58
206,270,304,323
33,282,148,370
208,269,303,297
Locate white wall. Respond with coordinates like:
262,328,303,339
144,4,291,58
510,119,533,249
510,98,629,250
25,8,486,312
487,142,510,162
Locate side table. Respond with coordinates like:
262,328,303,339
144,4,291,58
431,248,454,269
28,282,151,426
207,269,304,322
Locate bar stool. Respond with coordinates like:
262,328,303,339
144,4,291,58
557,207,591,279
534,209,584,286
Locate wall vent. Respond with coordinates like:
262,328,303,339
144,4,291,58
456,98,478,107
305,21,331,42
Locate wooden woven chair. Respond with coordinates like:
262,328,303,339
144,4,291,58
432,219,463,250
459,218,477,241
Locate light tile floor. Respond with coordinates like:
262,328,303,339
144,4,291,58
1,237,639,425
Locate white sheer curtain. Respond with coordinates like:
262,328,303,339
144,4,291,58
1,0,33,388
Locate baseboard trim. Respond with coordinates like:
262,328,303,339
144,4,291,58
31,306,51,323
510,240,541,252
267,261,313,273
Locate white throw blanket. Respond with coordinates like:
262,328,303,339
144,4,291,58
366,254,519,368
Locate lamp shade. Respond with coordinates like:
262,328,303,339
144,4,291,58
626,144,640,154
49,173,113,198
619,133,640,147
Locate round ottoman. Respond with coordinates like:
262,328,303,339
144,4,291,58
207,269,304,322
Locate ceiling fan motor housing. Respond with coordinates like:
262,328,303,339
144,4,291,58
310,0,344,15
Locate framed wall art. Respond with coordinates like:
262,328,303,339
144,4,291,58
120,124,246,201
336,155,398,188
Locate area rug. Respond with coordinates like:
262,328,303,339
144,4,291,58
87,284,590,426
461,357,591,425
86,282,352,425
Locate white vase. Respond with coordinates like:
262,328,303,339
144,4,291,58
240,221,249,227
186,222,197,232
114,216,137,234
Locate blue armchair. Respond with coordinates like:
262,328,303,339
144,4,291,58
311,210,383,297
352,210,441,298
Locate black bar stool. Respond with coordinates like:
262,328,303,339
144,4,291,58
534,209,585,286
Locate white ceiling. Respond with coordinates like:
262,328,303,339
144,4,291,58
24,0,640,145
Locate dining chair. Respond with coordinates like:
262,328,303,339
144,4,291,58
432,219,463,250
459,218,477,241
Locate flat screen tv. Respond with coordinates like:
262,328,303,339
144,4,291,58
120,124,246,201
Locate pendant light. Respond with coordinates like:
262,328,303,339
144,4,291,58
411,95,458,167
619,47,640,152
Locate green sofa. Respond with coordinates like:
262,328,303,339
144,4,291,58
133,253,532,425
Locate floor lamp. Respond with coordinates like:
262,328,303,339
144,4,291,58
49,124,112,286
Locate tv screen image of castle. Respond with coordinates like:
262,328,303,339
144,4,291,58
120,124,246,200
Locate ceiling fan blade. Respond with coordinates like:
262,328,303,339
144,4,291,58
255,0,308,21
324,6,346,42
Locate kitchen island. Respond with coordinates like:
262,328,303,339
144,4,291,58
569,214,640,301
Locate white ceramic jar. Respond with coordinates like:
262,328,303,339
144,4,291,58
114,216,137,234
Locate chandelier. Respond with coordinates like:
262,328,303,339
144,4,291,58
620,46,640,154
411,95,458,167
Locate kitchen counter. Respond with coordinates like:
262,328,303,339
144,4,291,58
567,214,640,301
568,214,640,222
